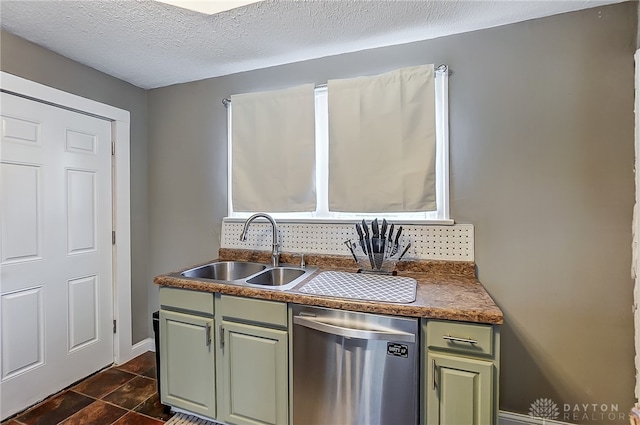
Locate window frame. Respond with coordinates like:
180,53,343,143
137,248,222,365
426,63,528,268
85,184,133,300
227,70,451,224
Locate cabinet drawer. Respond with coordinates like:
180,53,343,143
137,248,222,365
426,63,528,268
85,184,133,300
160,287,214,316
218,294,287,328
427,320,494,357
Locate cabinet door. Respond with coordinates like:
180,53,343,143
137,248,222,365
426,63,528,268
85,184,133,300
426,353,494,425
160,310,216,419
218,320,288,425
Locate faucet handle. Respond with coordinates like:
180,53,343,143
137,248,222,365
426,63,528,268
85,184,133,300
293,253,306,268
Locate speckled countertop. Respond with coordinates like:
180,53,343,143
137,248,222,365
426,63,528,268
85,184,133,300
154,248,503,325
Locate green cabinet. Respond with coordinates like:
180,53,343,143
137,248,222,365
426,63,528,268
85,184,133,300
158,286,500,425
423,319,500,425
216,294,289,425
427,352,493,425
217,320,288,425
159,289,216,418
159,289,289,425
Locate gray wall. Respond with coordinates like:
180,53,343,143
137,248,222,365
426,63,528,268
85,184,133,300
0,1,635,418
0,31,151,344
450,3,636,418
148,3,637,419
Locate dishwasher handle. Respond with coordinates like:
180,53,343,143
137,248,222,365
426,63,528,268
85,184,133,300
293,315,415,343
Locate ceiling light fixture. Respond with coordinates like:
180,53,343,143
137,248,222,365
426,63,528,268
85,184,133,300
155,0,262,15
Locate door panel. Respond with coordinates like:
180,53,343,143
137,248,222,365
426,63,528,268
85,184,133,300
67,169,97,254
219,320,288,425
1,287,44,379
440,367,476,424
160,310,216,419
65,129,97,154
427,353,493,425
0,93,113,419
68,275,99,351
1,115,41,146
1,163,42,263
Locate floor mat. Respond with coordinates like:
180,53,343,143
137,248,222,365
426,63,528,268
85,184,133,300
164,412,217,425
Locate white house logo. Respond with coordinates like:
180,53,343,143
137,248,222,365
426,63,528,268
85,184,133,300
529,398,560,419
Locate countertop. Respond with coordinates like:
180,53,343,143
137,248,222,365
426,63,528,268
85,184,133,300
154,248,503,325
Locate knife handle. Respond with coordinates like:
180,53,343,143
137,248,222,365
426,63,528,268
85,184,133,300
398,243,412,261
361,219,370,238
394,226,403,244
344,240,359,263
372,218,379,237
358,240,366,255
366,238,375,268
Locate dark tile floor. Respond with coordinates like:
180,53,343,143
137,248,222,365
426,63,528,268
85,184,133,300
2,351,174,425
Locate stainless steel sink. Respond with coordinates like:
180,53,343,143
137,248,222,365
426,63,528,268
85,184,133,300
246,267,306,287
178,261,316,290
181,261,267,281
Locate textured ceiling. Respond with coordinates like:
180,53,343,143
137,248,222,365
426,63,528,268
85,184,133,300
0,0,624,89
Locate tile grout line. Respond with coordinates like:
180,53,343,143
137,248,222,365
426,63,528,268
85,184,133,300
8,363,114,422
107,411,164,425
75,364,155,401
2,354,161,425
55,389,167,425
79,374,137,400
125,382,171,423
4,387,93,425
57,392,100,425
97,374,169,423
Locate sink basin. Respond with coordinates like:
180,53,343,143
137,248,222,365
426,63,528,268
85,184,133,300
178,260,316,291
246,267,306,287
181,261,267,281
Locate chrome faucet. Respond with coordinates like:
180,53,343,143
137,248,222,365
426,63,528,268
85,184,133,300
239,213,280,267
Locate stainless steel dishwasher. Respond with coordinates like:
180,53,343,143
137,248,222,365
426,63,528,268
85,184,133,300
292,304,419,425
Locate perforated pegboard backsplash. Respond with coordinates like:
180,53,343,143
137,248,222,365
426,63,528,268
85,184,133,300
221,220,474,261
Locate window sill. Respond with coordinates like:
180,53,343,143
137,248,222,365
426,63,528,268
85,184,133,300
223,217,455,226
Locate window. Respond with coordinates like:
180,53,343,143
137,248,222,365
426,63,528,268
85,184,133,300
227,68,450,223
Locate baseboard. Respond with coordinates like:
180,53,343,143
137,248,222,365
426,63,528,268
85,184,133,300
500,410,574,425
128,337,154,359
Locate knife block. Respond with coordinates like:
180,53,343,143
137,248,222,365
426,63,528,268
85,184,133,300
354,251,398,275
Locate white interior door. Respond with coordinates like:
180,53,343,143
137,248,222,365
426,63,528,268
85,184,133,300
0,92,114,419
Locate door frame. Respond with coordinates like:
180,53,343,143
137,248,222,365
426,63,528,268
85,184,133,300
635,49,640,401
0,71,138,365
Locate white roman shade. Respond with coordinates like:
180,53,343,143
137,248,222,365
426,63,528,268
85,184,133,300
327,64,436,213
231,84,316,212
